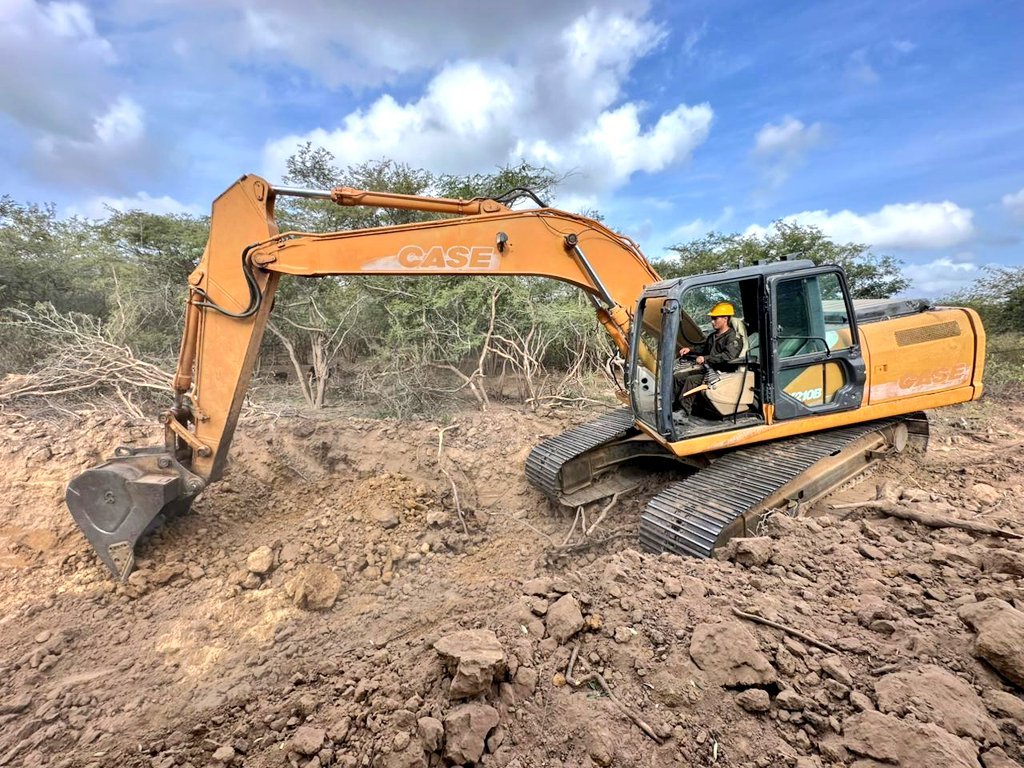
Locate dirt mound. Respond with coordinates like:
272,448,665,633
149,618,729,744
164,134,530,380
1,398,1023,767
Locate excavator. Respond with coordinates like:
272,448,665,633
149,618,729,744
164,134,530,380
65,174,986,580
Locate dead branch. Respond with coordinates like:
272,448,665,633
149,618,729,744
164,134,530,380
561,506,582,547
491,510,557,545
829,501,1022,539
525,395,617,408
585,493,620,537
731,607,841,655
436,425,469,535
267,321,315,407
0,305,172,414
566,641,664,744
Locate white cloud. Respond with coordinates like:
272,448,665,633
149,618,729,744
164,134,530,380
67,192,203,220
901,255,980,298
846,49,880,85
0,0,117,137
33,96,149,184
666,207,735,242
0,2,150,186
92,97,145,146
262,7,712,200
1002,187,1024,219
745,201,975,250
754,117,823,157
752,117,824,191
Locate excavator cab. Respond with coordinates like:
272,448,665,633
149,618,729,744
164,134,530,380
627,259,867,443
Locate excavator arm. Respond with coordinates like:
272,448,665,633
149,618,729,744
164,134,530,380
66,174,661,579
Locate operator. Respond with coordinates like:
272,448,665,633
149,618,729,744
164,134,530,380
674,302,743,415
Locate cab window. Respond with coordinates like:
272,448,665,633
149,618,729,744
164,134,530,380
776,272,853,358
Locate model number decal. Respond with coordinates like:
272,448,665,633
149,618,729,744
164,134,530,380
789,387,823,402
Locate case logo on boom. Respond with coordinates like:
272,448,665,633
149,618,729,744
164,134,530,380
362,245,500,272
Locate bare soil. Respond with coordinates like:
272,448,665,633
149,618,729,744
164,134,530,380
0,394,1022,768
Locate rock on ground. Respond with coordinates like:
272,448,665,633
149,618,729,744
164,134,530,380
586,722,617,766
545,594,585,644
982,689,1024,724
979,548,1024,576
443,702,499,765
689,621,777,687
718,536,774,566
211,745,235,762
981,747,1021,768
418,717,444,752
875,665,1002,745
736,688,771,713
290,725,326,756
959,599,1024,687
840,710,980,768
434,629,507,699
287,565,342,611
246,545,274,575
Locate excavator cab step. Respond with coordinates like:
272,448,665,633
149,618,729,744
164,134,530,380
65,447,205,580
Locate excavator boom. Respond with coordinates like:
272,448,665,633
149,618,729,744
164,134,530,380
66,174,661,579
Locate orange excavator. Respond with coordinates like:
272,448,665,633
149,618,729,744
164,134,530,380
65,174,986,579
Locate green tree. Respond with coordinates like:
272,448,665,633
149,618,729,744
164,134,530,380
265,145,581,412
96,209,211,356
655,221,909,298
0,196,117,315
950,266,1024,332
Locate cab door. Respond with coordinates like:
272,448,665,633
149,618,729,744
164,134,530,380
766,268,865,420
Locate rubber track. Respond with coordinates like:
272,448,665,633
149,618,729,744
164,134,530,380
639,419,896,559
525,408,638,499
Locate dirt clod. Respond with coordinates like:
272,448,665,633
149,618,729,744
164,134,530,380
840,709,981,768
287,564,342,610
959,599,1024,687
544,593,585,644
689,621,778,687
246,545,275,575
290,725,326,756
736,688,771,713
443,702,499,765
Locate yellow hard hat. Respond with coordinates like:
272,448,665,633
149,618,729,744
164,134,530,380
708,301,735,317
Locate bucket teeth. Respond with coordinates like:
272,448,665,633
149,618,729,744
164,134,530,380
65,447,204,580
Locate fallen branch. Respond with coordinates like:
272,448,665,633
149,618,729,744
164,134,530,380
525,395,616,407
437,425,469,535
731,607,841,655
585,493,620,537
545,530,635,563
566,641,664,744
829,501,1022,539
561,506,582,547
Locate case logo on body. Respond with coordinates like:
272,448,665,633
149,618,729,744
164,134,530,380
897,363,970,391
362,245,500,272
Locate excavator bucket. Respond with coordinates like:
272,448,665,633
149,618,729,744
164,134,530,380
65,447,205,580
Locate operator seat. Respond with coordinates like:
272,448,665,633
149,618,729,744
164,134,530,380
703,316,756,417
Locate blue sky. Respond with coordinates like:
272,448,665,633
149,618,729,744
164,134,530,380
2,0,1022,297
